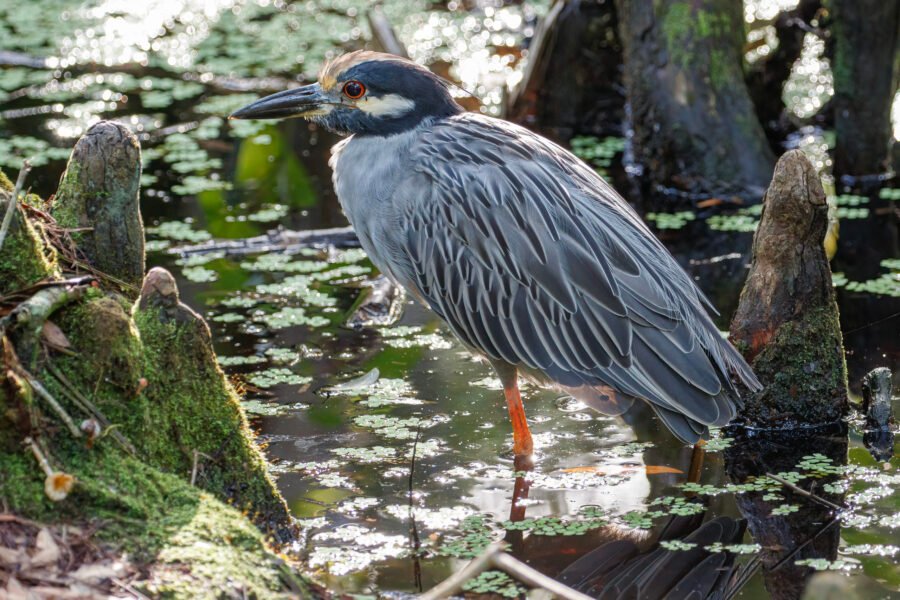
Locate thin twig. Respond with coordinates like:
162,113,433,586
190,450,200,486
111,578,152,600
420,542,596,600
765,472,843,511
24,371,82,438
491,553,596,600
769,516,840,572
45,362,137,456
419,543,505,600
25,436,54,477
0,160,31,253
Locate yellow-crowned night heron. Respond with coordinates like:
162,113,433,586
231,51,761,456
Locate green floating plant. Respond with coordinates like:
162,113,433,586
436,515,499,558
248,367,311,389
771,504,800,516
645,211,697,230
795,557,860,571
217,355,265,366
462,570,525,598
878,187,900,201
181,266,218,283
146,220,212,243
660,540,696,551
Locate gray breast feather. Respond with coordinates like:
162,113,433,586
380,113,760,434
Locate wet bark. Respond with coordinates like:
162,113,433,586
52,121,145,292
506,0,623,140
729,150,848,427
831,0,900,178
615,0,775,199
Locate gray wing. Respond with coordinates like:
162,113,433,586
392,114,759,440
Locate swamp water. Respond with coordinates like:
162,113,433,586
1,0,898,597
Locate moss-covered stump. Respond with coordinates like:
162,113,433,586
729,150,848,427
36,269,292,540
0,171,59,295
51,121,145,291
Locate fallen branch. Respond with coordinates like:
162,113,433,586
0,160,31,253
1,280,94,364
420,542,595,600
168,226,360,257
367,7,409,57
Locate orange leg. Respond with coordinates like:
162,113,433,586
503,379,534,457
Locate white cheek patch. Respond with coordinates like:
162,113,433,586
358,93,416,117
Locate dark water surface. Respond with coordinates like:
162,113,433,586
1,1,899,598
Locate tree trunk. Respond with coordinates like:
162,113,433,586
615,0,775,199
506,0,623,140
729,150,848,427
831,0,900,178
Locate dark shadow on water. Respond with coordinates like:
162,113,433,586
724,424,848,600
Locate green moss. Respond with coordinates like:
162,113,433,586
0,288,306,597
0,202,59,295
745,303,849,426
0,444,300,598
0,168,13,192
132,304,289,529
38,294,289,534
660,2,738,90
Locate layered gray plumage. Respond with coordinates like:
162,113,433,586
230,51,761,444
332,112,761,442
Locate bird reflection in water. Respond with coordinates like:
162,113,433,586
492,425,853,599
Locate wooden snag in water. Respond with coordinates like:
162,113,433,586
615,0,775,198
729,150,848,428
52,121,145,291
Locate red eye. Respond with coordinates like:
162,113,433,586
342,80,366,99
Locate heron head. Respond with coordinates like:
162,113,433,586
229,51,463,136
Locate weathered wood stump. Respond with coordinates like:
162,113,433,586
730,150,848,427
831,0,899,178
615,0,775,198
52,121,145,291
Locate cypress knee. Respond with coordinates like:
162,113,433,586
52,121,145,291
730,150,848,427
